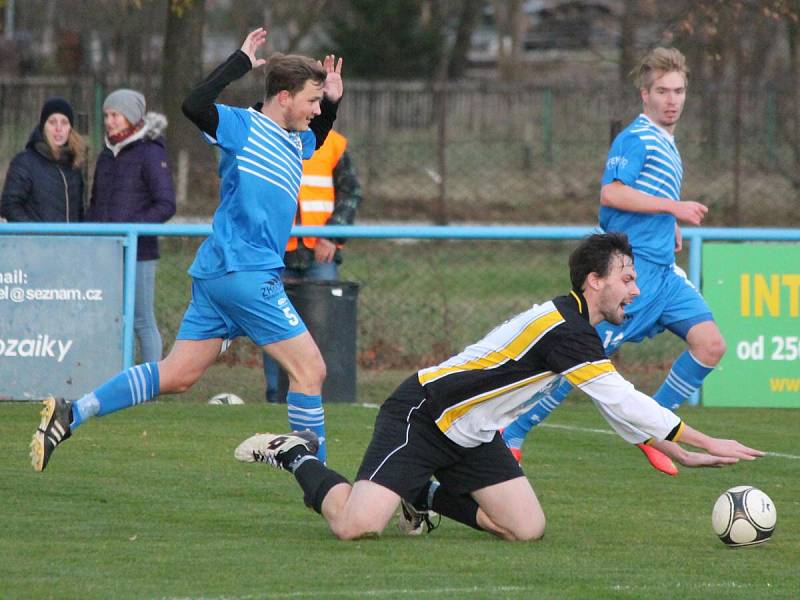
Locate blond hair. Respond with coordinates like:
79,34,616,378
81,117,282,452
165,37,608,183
634,47,689,90
44,127,86,169
66,129,87,168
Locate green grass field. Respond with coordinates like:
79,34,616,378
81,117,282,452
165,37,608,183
2,397,798,599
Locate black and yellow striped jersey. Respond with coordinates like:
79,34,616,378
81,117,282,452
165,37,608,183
417,290,682,448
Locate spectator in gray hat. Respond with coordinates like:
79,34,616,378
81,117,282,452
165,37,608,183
85,89,177,363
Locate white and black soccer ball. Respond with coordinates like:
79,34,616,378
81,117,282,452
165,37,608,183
711,486,776,547
208,392,245,405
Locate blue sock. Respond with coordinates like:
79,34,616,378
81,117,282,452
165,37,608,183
502,379,573,450
653,350,713,410
287,391,326,463
71,362,160,430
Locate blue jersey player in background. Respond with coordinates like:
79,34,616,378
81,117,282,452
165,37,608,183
31,28,343,471
503,47,724,476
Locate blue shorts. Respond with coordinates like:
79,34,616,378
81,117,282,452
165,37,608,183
176,269,307,346
596,257,713,355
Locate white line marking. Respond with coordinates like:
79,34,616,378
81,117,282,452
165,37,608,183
162,580,784,600
539,423,800,459
272,586,531,598
163,587,532,599
764,451,800,460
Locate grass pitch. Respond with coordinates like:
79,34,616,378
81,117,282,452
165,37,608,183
1,399,798,599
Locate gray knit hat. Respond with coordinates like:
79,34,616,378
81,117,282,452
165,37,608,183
103,89,146,125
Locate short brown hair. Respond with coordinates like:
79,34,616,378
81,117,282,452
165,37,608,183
634,47,689,90
264,54,326,99
569,232,633,292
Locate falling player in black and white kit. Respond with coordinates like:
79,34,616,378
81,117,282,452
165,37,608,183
234,233,764,541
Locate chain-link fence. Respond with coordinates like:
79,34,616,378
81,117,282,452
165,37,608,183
1,76,776,399
2,77,799,227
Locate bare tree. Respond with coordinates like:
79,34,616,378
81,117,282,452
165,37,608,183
491,0,526,82
161,0,207,205
447,0,483,79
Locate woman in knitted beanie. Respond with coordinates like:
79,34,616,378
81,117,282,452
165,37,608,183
1,97,86,222
86,89,177,363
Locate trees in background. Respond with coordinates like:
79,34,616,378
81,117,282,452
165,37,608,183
322,0,442,79
161,0,207,185
4,0,800,218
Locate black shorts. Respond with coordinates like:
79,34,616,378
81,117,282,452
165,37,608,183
355,375,524,502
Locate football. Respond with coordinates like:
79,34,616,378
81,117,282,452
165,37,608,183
711,486,776,547
208,392,246,405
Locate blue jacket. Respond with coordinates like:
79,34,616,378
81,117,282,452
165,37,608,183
1,127,85,222
86,113,176,261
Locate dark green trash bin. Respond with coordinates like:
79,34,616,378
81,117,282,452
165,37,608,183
277,280,359,403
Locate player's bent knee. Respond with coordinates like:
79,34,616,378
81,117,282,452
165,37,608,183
512,518,546,541
328,503,391,541
283,345,326,388
287,364,326,392
329,519,383,541
311,358,327,387
296,357,327,389
697,336,726,366
710,337,727,362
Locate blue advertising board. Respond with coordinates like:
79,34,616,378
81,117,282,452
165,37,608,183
0,236,124,400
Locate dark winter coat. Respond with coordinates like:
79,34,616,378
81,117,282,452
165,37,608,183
86,113,177,261
0,127,85,222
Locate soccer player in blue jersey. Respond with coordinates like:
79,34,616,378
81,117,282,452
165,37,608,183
503,48,724,476
31,28,343,471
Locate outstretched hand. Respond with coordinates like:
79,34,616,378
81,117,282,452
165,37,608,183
319,54,344,102
652,438,748,470
676,451,739,468
241,27,267,69
704,438,765,461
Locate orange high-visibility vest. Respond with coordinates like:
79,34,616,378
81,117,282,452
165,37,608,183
286,130,348,252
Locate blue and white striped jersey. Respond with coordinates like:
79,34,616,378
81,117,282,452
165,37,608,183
600,114,683,265
189,104,316,279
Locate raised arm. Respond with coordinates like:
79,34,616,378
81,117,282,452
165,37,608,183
309,54,344,149
181,28,266,137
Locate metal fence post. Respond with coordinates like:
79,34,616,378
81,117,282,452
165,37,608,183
541,88,553,165
93,77,105,154
122,231,138,368
688,231,704,406
764,84,776,168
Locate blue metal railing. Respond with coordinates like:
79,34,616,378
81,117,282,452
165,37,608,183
3,222,799,405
